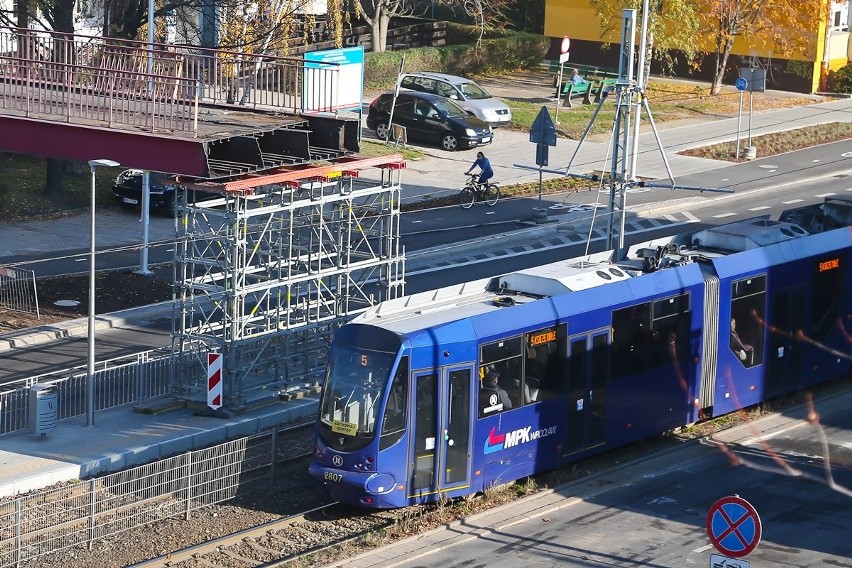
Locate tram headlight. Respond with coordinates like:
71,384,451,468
354,455,375,471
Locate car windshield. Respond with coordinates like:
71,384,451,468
434,98,468,118
458,82,492,100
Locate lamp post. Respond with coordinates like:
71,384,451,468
87,159,120,428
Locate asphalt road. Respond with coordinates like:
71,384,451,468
350,387,852,568
0,168,847,386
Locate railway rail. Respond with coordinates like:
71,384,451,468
136,501,402,568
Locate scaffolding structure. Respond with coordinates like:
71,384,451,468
171,161,406,408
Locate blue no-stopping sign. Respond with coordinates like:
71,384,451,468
706,496,762,558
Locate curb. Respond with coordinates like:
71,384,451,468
0,300,176,353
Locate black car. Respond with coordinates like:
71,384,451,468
366,92,493,151
112,170,216,217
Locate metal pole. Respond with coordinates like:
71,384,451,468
87,167,96,428
736,89,743,158
147,0,154,94
139,172,152,275
628,0,650,181
538,168,543,211
748,90,753,147
86,159,120,428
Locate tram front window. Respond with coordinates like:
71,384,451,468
319,346,397,452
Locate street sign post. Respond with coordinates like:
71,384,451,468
706,496,762,558
735,77,746,158
554,37,571,119
530,107,558,222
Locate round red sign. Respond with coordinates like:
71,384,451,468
706,495,762,558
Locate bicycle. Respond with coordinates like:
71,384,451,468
459,173,500,209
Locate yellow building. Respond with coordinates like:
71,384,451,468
543,0,852,92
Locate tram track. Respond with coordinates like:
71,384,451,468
133,497,403,568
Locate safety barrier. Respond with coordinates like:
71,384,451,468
0,426,295,567
0,266,38,318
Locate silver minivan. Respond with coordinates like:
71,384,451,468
399,72,512,127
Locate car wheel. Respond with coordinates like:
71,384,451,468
441,133,459,151
375,123,389,140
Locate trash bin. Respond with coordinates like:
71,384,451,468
29,384,58,437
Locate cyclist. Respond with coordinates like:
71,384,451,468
465,151,494,187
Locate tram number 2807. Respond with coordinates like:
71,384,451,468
324,472,344,482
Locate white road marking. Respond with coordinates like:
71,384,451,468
782,199,804,204
713,212,737,218
815,192,837,198
748,206,771,211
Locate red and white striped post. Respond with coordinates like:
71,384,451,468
207,352,223,410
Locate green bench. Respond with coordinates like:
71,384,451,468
560,80,592,107
559,76,619,107
545,60,620,107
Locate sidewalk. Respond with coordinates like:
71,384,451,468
0,395,318,497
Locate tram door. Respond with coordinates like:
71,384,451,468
565,331,610,454
409,366,474,497
766,287,805,395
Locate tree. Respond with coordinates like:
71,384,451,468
699,0,826,94
345,0,411,53
589,0,825,95
588,0,700,88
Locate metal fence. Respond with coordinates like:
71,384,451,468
0,348,172,436
0,266,38,318
0,427,285,567
0,26,340,135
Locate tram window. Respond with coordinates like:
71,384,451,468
651,294,691,365
612,294,691,379
479,336,523,416
380,357,408,450
730,276,766,368
524,325,566,403
612,302,652,379
412,372,438,490
812,256,843,341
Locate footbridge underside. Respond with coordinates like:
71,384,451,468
0,110,361,179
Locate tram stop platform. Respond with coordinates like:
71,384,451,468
0,394,319,498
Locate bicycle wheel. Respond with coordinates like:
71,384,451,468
484,184,500,207
459,187,476,209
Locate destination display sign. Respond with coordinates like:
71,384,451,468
529,328,557,346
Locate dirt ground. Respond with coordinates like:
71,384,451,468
0,268,173,332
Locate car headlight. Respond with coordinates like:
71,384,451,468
465,128,476,136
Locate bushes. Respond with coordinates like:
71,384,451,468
364,30,549,91
827,65,852,93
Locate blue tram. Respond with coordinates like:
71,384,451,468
309,204,851,508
